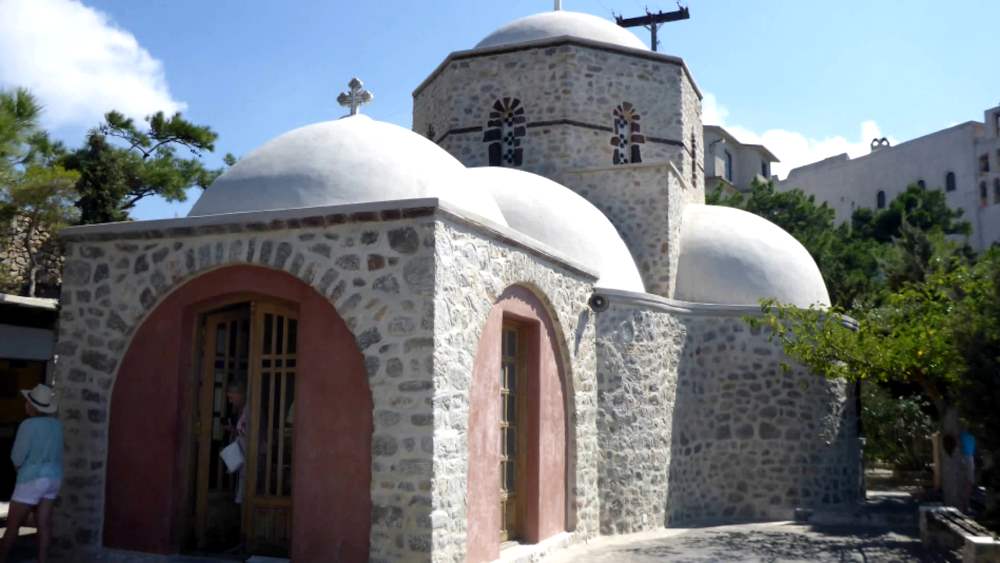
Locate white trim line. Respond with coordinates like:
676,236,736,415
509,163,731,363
0,293,58,311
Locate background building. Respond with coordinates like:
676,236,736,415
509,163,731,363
703,125,779,193
780,104,1000,250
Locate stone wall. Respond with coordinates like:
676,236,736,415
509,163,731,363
668,314,860,523
430,217,599,562
0,215,63,297
414,41,702,184
594,296,860,533
595,302,685,534
561,164,688,297
53,209,441,562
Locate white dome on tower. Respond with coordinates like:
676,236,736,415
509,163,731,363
469,167,645,292
674,205,830,308
475,11,648,51
188,115,507,225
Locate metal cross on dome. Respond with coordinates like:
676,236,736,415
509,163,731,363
337,77,374,116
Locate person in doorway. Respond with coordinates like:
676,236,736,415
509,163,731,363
223,380,248,504
0,384,63,563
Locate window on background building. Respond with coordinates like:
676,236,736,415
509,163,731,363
877,190,886,209
994,178,1000,205
724,150,733,182
761,161,769,177
945,171,956,192
980,182,988,207
484,97,526,167
917,179,926,189
981,154,990,174
610,102,644,165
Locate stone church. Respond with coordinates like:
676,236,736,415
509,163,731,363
49,8,860,563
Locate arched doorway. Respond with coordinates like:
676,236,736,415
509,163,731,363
103,266,372,561
466,285,569,562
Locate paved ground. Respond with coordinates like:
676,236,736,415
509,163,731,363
542,521,955,563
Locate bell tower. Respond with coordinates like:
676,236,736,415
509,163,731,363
413,10,704,296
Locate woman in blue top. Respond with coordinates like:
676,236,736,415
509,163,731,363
0,384,63,563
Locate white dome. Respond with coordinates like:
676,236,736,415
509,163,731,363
469,167,645,292
189,115,507,225
475,11,648,51
674,205,830,308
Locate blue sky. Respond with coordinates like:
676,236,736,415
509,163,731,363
2,0,997,220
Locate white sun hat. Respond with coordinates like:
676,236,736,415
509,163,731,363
21,384,57,414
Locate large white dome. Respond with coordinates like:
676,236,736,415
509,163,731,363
469,167,645,292
674,205,830,308
475,11,648,51
189,115,507,225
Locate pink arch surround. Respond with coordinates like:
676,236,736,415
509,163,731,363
466,285,569,562
103,265,372,562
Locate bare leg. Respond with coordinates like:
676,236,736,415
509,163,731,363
36,499,54,563
0,501,33,563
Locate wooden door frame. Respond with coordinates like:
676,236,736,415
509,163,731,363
186,294,299,554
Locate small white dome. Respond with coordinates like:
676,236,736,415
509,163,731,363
674,205,830,308
189,115,507,225
469,167,645,292
476,11,648,51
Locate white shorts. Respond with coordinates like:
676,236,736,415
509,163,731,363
11,477,61,506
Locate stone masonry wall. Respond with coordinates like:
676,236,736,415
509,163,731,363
1,215,64,298
53,210,442,562
667,315,860,524
430,217,599,562
562,164,687,297
595,299,860,533
414,42,701,182
595,302,685,534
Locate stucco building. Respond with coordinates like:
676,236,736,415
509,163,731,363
49,9,859,562
780,104,1000,250
703,125,779,193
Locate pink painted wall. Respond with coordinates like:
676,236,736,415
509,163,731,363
104,266,372,561
466,286,567,562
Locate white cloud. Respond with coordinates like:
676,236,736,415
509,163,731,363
703,93,894,179
0,0,185,128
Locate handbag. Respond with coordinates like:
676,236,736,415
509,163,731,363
220,440,245,473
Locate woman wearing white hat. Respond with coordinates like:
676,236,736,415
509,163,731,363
0,384,63,563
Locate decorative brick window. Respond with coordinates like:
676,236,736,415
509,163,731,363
610,102,644,165
484,97,526,167
945,171,956,192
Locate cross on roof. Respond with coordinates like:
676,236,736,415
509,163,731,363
337,77,374,116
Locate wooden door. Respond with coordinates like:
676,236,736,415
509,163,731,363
195,308,250,550
499,324,527,542
244,302,298,556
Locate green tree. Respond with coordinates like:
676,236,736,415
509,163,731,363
65,111,226,224
0,165,79,295
0,88,78,296
752,242,994,510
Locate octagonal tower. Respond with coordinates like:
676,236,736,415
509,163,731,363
413,10,704,296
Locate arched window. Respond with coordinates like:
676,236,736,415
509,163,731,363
484,97,526,167
610,102,644,165
980,182,988,207
876,190,886,209
945,171,956,192
994,178,1000,205
724,150,734,182
917,179,926,189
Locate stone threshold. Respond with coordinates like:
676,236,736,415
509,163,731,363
496,531,575,563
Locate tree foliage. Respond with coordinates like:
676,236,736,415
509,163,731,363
65,111,225,224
